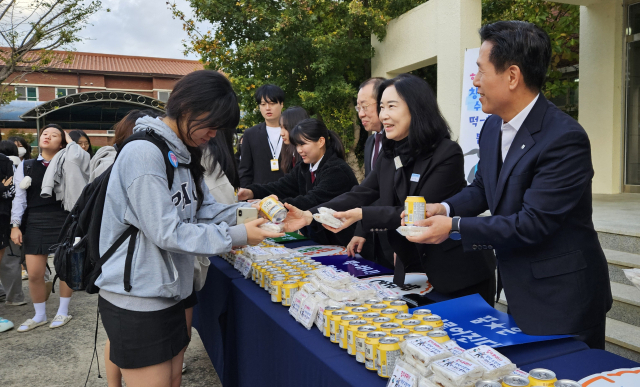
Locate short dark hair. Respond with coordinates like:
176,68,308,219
8,136,31,159
479,21,551,92
0,140,18,157
378,74,451,157
254,84,285,104
41,123,68,149
359,77,386,100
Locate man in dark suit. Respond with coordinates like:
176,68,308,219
408,21,612,349
238,84,286,187
347,78,395,268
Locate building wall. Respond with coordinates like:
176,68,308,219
5,71,181,102
370,0,482,139
373,0,627,194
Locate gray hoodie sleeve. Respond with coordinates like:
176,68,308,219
40,148,66,198
62,141,90,210
119,142,248,255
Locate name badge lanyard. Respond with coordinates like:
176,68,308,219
269,135,282,171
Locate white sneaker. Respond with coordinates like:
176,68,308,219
21,270,28,280
182,362,187,374
6,300,27,306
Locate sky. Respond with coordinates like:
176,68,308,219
75,0,210,60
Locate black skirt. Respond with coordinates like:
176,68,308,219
0,214,11,250
183,287,198,309
99,296,191,369
23,209,68,255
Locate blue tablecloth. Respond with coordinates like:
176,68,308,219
193,249,623,386
522,349,639,381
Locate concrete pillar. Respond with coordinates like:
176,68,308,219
577,0,624,193
371,0,481,139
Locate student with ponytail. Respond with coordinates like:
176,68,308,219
237,117,358,219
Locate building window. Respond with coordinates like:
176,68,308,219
56,88,77,98
157,91,170,102
15,86,38,101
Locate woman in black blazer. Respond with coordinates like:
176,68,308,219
283,74,496,305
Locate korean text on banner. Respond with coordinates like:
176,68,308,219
459,47,491,185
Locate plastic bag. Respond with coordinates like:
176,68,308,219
259,222,284,233
461,345,516,380
624,268,640,292
397,226,429,237
387,358,420,387
431,356,484,387
313,207,344,228
401,336,452,367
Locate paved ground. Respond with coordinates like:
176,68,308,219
0,258,222,387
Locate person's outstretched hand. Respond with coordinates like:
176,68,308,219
237,188,254,201
243,218,285,245
406,216,451,244
282,203,312,232
321,208,362,233
347,236,366,257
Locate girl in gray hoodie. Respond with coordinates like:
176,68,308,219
96,70,283,387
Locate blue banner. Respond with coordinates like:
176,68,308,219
411,294,571,349
312,255,393,278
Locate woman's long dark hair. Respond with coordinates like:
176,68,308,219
165,70,240,210
289,118,345,160
41,123,68,150
8,136,31,160
377,74,451,157
280,106,309,172
203,129,240,189
69,129,94,158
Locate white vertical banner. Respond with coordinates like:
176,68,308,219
459,48,490,184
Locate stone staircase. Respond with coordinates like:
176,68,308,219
496,194,640,362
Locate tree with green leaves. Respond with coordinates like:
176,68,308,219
0,0,104,104
172,0,580,173
169,0,426,178
482,0,580,117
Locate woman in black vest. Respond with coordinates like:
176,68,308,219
238,118,359,245
283,74,497,304
11,124,74,332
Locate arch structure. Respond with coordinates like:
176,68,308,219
20,91,165,121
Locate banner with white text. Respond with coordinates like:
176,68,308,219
459,48,491,184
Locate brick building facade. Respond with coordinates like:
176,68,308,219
0,50,204,146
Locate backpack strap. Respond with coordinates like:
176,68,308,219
117,129,176,190
94,224,138,292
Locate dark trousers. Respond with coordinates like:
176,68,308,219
359,231,395,269
572,319,606,350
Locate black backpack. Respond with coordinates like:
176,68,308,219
52,129,176,294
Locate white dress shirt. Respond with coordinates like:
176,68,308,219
442,94,540,223
500,94,539,162
309,155,324,173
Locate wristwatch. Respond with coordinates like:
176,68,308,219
449,216,461,240
11,223,19,228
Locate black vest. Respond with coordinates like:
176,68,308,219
24,159,61,212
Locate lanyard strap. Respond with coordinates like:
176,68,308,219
268,135,282,159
